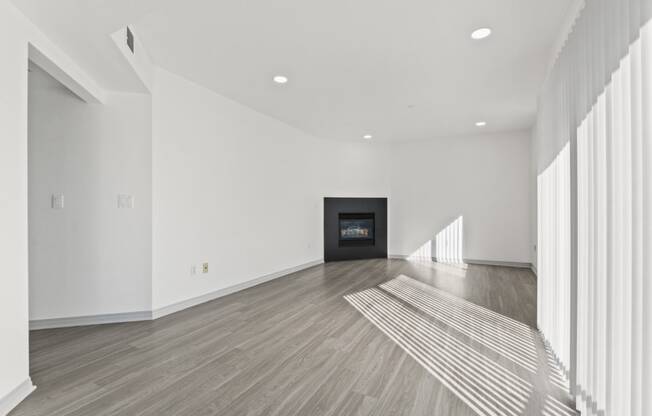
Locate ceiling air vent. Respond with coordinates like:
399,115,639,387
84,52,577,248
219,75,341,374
126,27,135,54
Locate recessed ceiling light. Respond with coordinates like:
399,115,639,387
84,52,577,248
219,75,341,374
363,134,373,139
471,28,492,40
273,75,288,84
475,121,487,127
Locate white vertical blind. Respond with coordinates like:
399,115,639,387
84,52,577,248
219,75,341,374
537,0,652,415
537,143,571,378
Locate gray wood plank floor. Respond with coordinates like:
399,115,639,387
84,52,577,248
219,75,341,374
11,259,577,416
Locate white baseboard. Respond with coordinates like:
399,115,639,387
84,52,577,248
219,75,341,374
388,254,533,270
463,258,532,269
30,311,152,330
0,378,35,416
30,259,324,330
151,259,323,319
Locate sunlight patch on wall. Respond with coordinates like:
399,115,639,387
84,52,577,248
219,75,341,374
406,216,464,266
435,216,464,264
407,239,432,262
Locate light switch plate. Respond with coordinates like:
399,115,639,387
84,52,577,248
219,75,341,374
51,193,64,209
118,194,134,209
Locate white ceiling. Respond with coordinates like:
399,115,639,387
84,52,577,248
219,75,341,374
12,0,572,141
11,0,173,92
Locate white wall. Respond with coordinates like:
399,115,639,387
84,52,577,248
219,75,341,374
388,131,531,263
151,67,389,310
28,66,152,321
0,2,31,409
0,0,105,410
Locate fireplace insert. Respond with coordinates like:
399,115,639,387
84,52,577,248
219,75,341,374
339,213,375,244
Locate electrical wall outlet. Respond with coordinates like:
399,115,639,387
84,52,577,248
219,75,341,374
118,194,134,209
51,193,64,209
202,262,209,273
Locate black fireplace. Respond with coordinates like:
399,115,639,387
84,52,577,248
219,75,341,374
324,198,387,261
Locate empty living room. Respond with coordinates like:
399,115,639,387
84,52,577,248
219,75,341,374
1,0,651,415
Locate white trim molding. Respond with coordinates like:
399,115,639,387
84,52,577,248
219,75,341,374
29,259,324,330
30,311,152,330
463,258,532,269
0,378,35,416
388,254,533,270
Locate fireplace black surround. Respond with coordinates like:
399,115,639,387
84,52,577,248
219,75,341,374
324,198,387,262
